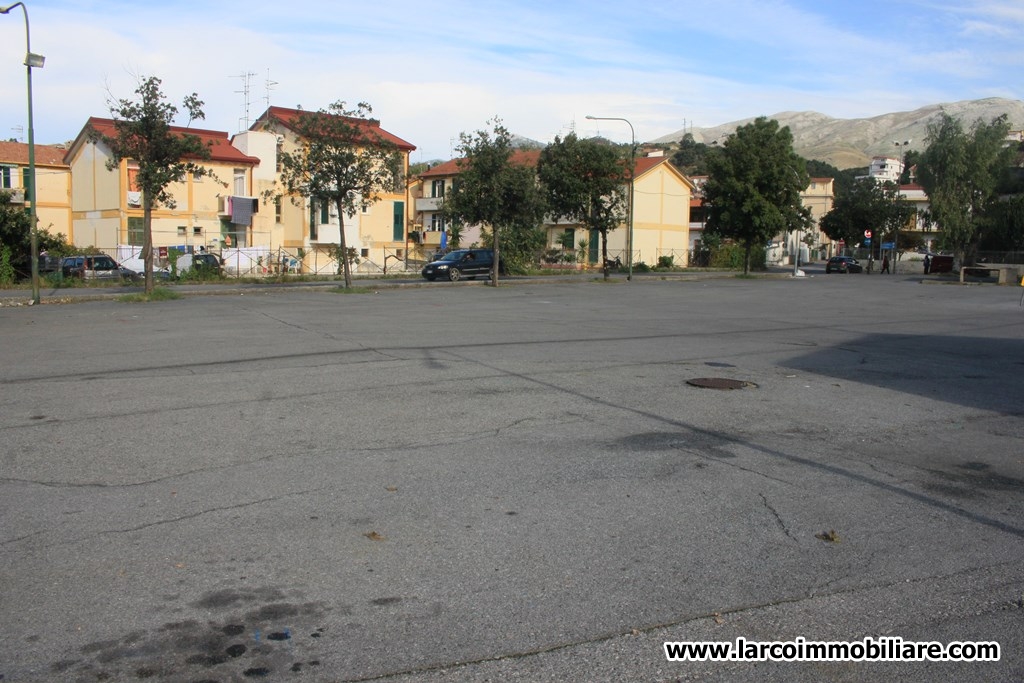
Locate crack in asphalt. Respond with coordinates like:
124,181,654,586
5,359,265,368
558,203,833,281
336,560,1022,682
759,492,797,542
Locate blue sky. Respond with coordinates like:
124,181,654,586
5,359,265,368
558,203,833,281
1,0,1021,161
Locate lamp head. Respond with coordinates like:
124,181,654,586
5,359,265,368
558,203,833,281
25,52,44,68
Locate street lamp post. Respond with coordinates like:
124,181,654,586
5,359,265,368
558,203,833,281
585,115,635,280
892,139,911,276
2,2,44,304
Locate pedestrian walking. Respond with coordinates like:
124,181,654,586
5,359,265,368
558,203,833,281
881,255,890,274
924,254,931,275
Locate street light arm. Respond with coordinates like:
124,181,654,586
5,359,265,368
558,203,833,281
585,114,636,280
2,1,42,304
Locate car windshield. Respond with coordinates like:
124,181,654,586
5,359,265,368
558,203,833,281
439,251,467,262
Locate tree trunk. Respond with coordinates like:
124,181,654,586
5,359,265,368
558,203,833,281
601,229,609,280
491,225,500,287
337,198,352,288
743,241,751,275
143,195,154,294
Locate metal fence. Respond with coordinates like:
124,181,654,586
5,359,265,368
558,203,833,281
69,244,423,279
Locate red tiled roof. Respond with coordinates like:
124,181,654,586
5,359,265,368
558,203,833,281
418,150,541,178
256,106,416,152
0,140,68,166
417,151,683,184
75,117,259,165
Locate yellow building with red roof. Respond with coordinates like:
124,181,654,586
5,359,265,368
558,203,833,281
0,140,72,240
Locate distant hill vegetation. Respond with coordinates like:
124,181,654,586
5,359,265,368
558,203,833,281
651,98,1024,170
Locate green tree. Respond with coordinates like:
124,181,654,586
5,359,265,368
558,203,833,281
0,191,74,281
443,119,546,285
0,190,31,279
979,195,1024,250
821,179,889,248
277,101,402,288
670,133,713,175
91,76,212,293
917,113,1014,265
537,133,626,277
821,178,915,262
702,117,810,274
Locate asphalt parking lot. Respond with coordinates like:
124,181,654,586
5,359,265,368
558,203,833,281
1,273,1023,682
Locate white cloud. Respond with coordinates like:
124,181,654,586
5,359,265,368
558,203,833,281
0,0,1019,159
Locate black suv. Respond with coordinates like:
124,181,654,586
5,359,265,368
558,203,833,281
421,249,503,281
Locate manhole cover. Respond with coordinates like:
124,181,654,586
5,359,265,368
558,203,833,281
687,377,756,390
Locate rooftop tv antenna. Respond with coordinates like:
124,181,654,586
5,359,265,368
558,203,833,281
264,68,278,108
234,71,257,131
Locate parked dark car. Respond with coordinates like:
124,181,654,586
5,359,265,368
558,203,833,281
421,248,504,281
60,254,137,280
825,256,863,274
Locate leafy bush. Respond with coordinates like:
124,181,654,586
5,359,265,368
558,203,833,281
657,255,674,269
710,243,767,271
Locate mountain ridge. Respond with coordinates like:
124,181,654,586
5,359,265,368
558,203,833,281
651,97,1024,169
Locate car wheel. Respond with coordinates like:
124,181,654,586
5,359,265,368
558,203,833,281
448,268,461,282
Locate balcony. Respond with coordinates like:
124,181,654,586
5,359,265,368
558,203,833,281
5,189,25,204
416,196,442,212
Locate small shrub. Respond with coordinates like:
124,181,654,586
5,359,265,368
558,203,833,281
328,285,376,294
118,287,182,302
0,245,14,286
657,255,674,269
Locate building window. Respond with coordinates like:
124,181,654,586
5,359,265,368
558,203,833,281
233,168,246,196
320,200,329,224
431,179,445,198
393,201,404,242
177,226,187,236
1,166,13,188
128,217,144,246
275,196,282,223
127,161,140,192
430,214,446,231
360,248,369,258
193,226,202,236
21,167,33,196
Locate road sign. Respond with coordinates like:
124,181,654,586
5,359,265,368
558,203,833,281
864,230,872,238
881,242,895,250
864,238,871,245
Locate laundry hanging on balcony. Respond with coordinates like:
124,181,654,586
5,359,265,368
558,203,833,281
230,196,258,226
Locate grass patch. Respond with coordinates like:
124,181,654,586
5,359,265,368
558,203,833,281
328,285,377,294
118,287,183,302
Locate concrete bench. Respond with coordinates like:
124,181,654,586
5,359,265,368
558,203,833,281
959,265,1022,285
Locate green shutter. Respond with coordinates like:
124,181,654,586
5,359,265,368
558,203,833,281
21,167,32,195
320,200,329,224
128,217,144,246
393,201,404,241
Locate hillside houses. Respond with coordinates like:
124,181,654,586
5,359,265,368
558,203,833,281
410,150,695,267
6,107,877,274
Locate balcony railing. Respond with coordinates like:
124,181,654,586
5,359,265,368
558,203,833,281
416,196,442,212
